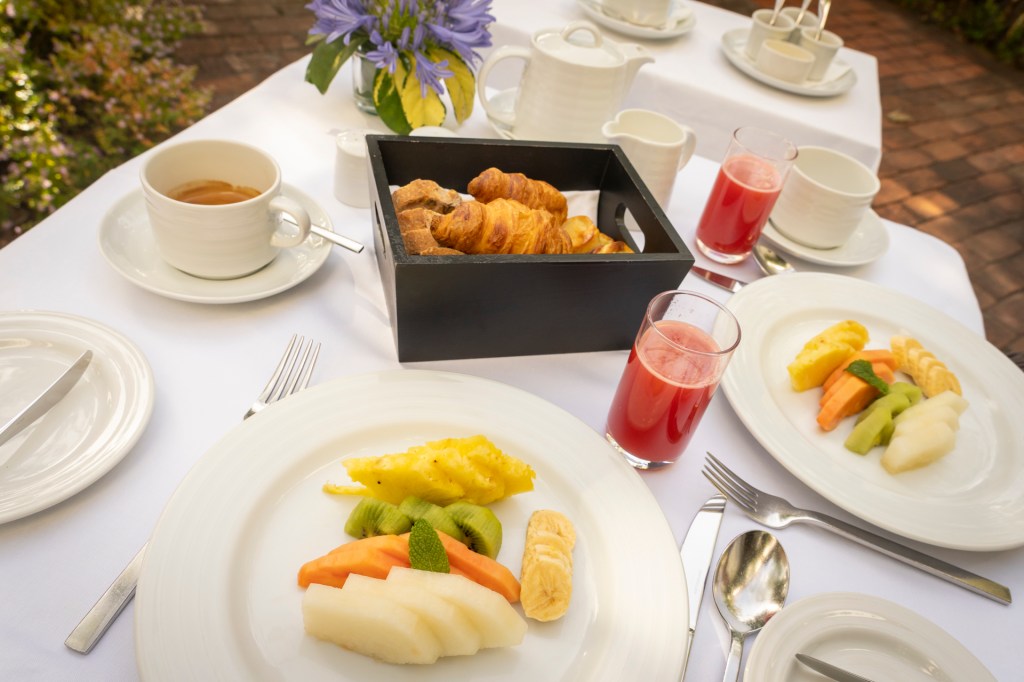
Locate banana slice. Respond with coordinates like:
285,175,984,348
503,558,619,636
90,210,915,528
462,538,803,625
890,335,962,398
520,510,575,622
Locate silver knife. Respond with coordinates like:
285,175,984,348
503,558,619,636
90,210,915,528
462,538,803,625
795,653,878,682
0,350,92,448
679,494,726,679
690,266,747,293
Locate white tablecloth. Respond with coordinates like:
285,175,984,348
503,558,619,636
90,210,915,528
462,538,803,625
0,53,1017,682
485,0,883,170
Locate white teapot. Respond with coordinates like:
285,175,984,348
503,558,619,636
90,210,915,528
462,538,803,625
477,21,654,143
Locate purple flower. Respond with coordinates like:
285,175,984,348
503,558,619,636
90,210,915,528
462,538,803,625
366,31,399,73
306,0,376,44
413,51,453,97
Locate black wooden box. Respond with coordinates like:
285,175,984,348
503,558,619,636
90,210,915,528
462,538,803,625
366,135,694,362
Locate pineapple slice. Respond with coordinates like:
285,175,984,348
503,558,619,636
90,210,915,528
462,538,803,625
334,435,535,505
302,583,443,664
787,320,869,392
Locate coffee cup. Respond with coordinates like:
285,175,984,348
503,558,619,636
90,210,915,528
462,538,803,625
770,146,880,250
745,9,795,60
798,27,843,81
601,0,672,27
602,109,697,208
755,39,815,83
140,140,310,280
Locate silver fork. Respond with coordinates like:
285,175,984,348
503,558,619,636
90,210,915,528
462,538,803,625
702,453,1012,604
65,335,321,654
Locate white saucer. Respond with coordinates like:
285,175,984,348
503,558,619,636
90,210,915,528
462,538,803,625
99,184,333,304
0,310,154,524
484,88,518,140
720,28,857,97
576,0,696,40
762,209,889,266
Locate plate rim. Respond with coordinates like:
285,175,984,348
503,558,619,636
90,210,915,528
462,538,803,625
576,0,697,40
97,183,333,305
720,28,857,97
0,309,154,523
135,369,689,680
720,273,1024,550
744,591,997,681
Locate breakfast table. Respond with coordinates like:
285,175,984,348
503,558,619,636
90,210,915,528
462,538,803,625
486,0,883,170
0,12,1020,682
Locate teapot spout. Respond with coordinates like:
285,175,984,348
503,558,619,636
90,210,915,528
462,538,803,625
621,44,655,81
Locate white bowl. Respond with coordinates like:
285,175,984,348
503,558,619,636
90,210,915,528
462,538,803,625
755,39,815,83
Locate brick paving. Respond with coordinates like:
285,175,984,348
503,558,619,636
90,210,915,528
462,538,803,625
175,0,1023,353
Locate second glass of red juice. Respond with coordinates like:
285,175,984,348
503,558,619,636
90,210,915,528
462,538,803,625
605,291,741,470
695,127,797,264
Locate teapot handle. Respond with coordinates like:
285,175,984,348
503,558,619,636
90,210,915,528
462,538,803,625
678,125,698,170
560,20,603,47
476,44,531,128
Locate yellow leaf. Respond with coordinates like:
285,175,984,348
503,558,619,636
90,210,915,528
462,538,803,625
395,57,446,129
428,46,475,123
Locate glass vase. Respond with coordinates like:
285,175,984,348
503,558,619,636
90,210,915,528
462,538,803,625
351,48,378,115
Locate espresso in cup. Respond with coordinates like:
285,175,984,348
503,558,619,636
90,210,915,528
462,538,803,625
141,140,311,279
168,180,261,206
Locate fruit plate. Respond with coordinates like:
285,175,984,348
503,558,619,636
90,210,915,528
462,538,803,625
720,273,1024,551
135,370,688,680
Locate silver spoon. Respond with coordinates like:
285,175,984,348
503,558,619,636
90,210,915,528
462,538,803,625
769,0,786,25
752,242,796,276
794,0,813,25
712,530,790,682
816,0,832,39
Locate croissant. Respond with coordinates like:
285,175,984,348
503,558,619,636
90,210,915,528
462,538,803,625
392,179,462,214
467,168,568,226
431,198,572,255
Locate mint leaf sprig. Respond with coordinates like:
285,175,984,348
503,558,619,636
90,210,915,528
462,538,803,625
845,359,890,394
408,519,450,573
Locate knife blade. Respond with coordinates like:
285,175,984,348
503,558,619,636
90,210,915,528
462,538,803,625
679,494,726,679
795,653,878,682
690,266,747,293
0,350,93,448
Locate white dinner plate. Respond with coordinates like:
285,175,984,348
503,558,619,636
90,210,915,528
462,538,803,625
761,210,890,266
745,592,996,681
576,0,696,40
0,310,153,523
136,370,688,680
720,28,857,97
98,184,332,304
720,273,1024,550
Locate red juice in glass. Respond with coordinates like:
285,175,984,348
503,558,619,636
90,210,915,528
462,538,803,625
695,128,796,264
606,314,738,468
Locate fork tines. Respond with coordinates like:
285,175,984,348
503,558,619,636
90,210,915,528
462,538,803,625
702,452,755,511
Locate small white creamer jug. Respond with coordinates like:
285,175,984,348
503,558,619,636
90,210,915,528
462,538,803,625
477,21,653,143
602,109,697,209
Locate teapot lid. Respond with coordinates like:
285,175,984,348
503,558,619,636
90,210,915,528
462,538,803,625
535,21,631,67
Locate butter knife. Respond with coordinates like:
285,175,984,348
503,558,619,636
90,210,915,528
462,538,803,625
0,350,92,448
795,653,877,682
690,266,747,293
679,494,726,679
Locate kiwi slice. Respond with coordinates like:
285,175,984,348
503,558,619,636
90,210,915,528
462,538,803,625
445,501,503,559
344,497,412,538
398,496,466,544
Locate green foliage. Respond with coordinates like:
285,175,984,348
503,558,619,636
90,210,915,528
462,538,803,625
0,0,210,244
889,0,1024,66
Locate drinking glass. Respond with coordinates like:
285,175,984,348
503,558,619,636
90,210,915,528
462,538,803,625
605,291,741,470
695,127,797,264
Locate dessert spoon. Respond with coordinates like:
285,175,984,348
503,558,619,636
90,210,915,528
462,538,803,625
752,242,796,276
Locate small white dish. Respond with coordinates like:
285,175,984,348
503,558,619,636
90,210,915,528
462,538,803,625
576,0,696,40
762,209,889,266
720,28,857,97
746,592,997,681
99,184,332,304
755,39,814,84
484,87,519,140
0,310,154,524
